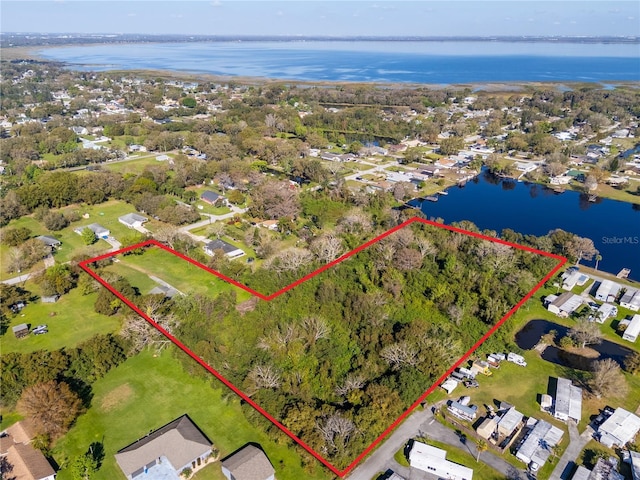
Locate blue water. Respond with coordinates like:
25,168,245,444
410,172,640,280
38,41,640,83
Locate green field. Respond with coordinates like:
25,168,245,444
106,247,253,302
1,284,122,354
51,349,333,480
101,156,164,175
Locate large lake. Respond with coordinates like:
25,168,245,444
409,172,640,279
38,41,640,83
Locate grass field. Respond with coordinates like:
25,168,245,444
51,349,334,480
1,284,122,354
418,439,506,480
0,199,151,280
106,247,253,302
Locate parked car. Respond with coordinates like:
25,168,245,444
33,328,48,335
464,380,479,388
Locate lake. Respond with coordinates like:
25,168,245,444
409,171,640,279
37,41,640,84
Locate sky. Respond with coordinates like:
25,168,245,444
1,0,639,37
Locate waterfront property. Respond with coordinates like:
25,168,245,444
553,377,582,423
595,280,622,303
623,314,640,342
515,419,563,470
409,442,473,480
114,414,213,480
597,408,640,448
544,292,583,317
620,288,640,312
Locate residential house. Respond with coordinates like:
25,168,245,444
572,457,624,480
497,407,524,438
597,408,640,448
596,304,617,323
12,324,29,338
115,414,213,480
118,213,148,229
200,190,225,206
619,289,640,312
476,417,497,440
203,240,245,259
515,420,564,469
421,166,442,177
550,175,571,185
544,292,584,317
258,220,279,231
409,442,473,480
221,444,275,480
514,162,538,174
553,377,582,423
74,223,110,238
0,419,56,480
447,401,477,421
561,269,589,291
595,280,622,303
35,235,61,249
623,314,640,342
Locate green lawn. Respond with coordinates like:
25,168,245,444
418,439,505,480
0,199,151,280
101,157,161,175
1,284,122,354
110,247,253,302
51,349,334,480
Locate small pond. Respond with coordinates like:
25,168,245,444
515,319,634,370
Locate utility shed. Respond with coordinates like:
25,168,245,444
571,466,591,480
598,408,640,447
12,323,28,338
515,420,564,467
497,407,524,437
553,377,582,423
409,442,473,480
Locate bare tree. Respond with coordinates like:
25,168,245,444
311,234,344,263
335,374,366,396
206,222,226,239
448,304,464,326
317,413,356,451
121,314,171,354
337,209,372,235
416,237,437,259
380,342,418,370
393,247,423,271
248,364,281,391
590,358,628,398
301,316,331,345
263,247,313,274
569,317,603,349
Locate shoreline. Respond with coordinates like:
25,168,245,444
2,43,639,92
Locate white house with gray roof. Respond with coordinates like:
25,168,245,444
553,377,582,423
119,213,148,229
115,414,212,480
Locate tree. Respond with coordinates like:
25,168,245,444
567,236,598,265
623,351,640,374
0,227,32,246
81,228,97,246
475,439,488,462
569,317,602,349
181,97,197,108
589,358,628,398
70,450,99,480
310,234,344,263
439,136,464,155
594,254,602,271
584,175,598,193
42,211,69,231
17,380,83,439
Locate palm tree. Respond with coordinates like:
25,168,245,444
476,439,488,462
595,254,602,271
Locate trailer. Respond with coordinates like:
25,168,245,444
507,352,527,366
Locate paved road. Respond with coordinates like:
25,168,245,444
548,422,594,480
2,273,34,285
347,406,527,480
178,205,248,243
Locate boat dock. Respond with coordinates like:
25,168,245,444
617,268,631,279
424,196,439,202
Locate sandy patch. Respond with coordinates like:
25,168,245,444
100,383,134,412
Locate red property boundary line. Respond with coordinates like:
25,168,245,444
79,217,566,477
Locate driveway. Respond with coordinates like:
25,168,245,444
347,406,527,480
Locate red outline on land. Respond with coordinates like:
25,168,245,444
79,217,566,477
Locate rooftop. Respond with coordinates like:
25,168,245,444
221,444,275,480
